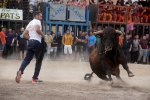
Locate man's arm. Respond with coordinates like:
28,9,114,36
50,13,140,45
23,30,30,40
35,25,45,39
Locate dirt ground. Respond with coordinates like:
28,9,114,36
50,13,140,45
0,60,150,100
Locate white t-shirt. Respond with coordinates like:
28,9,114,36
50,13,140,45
26,19,42,43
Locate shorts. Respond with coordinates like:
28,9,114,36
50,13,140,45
75,45,84,53
0,44,5,51
18,44,27,51
64,45,72,54
46,46,51,54
50,47,57,52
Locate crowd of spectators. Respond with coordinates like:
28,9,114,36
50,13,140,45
1,25,150,65
96,0,150,23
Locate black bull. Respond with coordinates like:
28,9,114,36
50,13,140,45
84,27,134,83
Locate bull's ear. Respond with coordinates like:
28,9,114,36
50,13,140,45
115,30,124,36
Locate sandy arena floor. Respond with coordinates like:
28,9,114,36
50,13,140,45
0,60,150,100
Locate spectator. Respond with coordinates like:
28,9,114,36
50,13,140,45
71,31,76,60
17,27,28,60
6,0,16,9
89,0,95,4
75,31,85,61
137,35,148,64
116,0,124,6
45,30,53,60
15,0,22,9
146,48,150,64
48,0,53,4
0,27,6,59
88,30,96,54
131,34,139,63
122,34,132,63
98,0,106,4
57,31,62,58
106,0,114,5
62,29,73,60
5,28,14,59
29,0,38,9
79,0,87,7
125,0,132,6
28,4,35,20
50,33,58,59
71,0,78,5
145,0,150,7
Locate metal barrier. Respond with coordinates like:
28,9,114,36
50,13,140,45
45,4,89,36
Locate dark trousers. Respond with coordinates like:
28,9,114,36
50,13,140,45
131,51,139,63
5,44,13,58
123,49,131,63
19,39,42,79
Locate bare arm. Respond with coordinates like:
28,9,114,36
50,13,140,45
23,30,30,40
35,25,45,39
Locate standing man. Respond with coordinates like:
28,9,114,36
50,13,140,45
5,28,14,59
137,35,148,64
0,27,6,59
17,27,28,60
122,34,132,63
62,29,73,60
88,30,96,54
15,11,45,83
45,30,53,60
75,31,85,61
57,31,62,59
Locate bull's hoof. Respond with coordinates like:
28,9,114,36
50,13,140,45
84,73,92,81
106,81,114,86
128,73,134,77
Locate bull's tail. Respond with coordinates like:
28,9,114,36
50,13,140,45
84,72,94,81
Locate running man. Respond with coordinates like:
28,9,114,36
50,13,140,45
15,11,45,83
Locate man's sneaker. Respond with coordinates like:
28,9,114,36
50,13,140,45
32,78,43,83
15,71,22,83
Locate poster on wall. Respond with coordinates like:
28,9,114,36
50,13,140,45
0,8,23,20
49,4,66,20
69,5,86,22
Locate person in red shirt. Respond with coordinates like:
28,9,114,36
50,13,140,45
137,35,148,64
0,27,6,58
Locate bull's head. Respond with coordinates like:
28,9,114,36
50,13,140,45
94,27,123,52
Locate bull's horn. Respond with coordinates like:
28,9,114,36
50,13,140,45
115,30,124,36
93,30,103,35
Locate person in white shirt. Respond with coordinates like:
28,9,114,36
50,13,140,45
15,11,45,84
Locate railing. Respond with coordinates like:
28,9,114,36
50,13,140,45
97,4,150,24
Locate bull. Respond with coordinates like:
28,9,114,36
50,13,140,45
84,27,134,84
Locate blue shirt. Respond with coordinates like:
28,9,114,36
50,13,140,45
88,35,96,45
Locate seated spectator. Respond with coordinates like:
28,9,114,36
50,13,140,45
7,0,16,9
89,0,95,4
15,0,22,9
28,4,35,19
29,0,38,9
116,0,124,6
79,0,87,7
98,0,106,4
48,0,53,4
106,0,113,5
125,0,132,6
71,0,78,5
